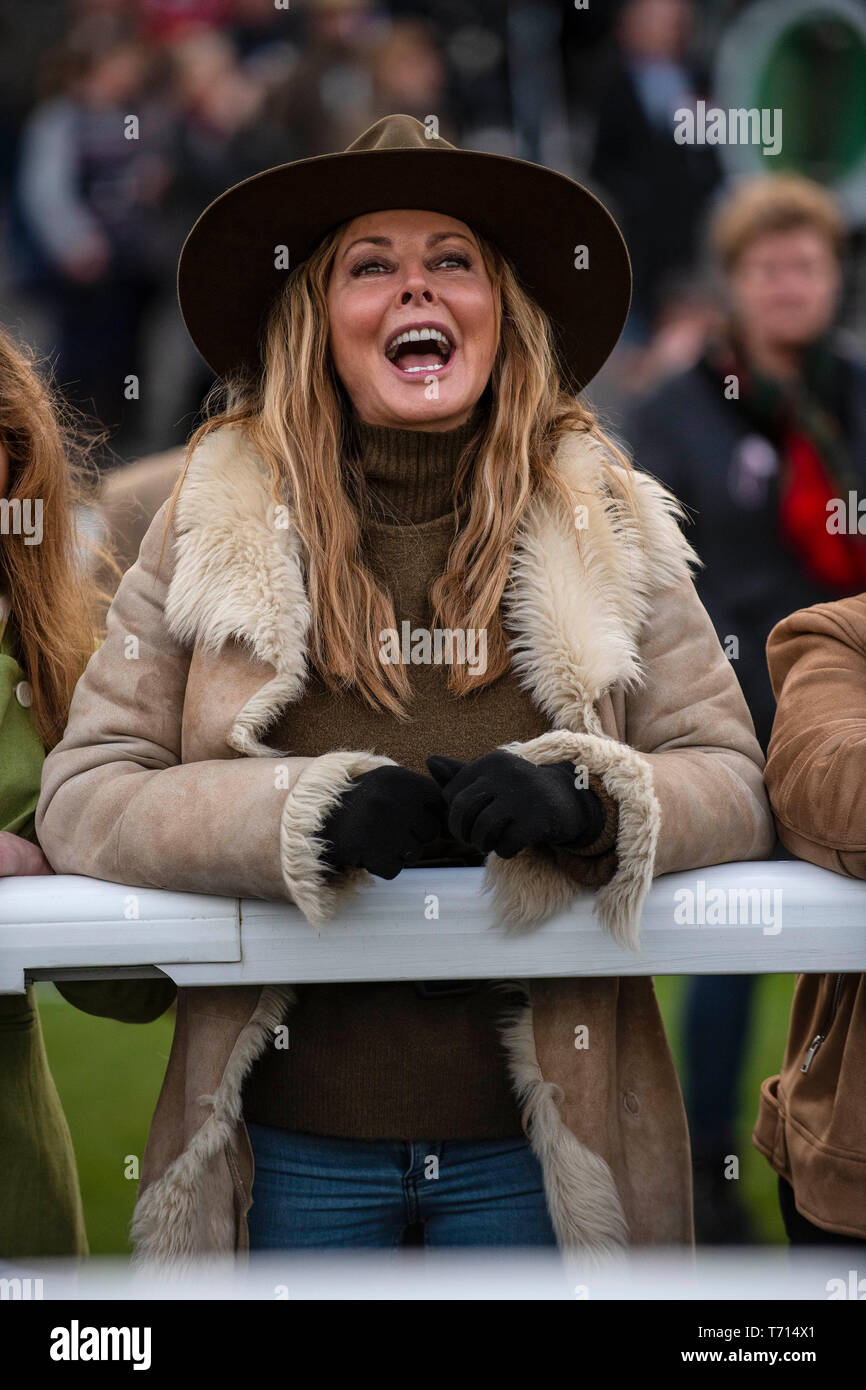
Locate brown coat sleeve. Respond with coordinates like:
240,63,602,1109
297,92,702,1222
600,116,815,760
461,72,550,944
764,594,866,878
627,571,776,877
94,449,185,596
550,773,620,889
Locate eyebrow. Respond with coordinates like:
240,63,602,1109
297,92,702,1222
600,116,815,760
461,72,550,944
341,231,475,259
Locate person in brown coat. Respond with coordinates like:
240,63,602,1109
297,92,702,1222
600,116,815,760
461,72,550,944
755,596,866,1243
35,115,774,1269
89,447,185,599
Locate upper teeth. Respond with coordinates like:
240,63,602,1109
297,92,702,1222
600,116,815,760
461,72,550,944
386,328,452,358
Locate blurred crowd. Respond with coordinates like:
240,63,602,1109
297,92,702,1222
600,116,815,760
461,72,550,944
0,0,605,459
0,0,862,460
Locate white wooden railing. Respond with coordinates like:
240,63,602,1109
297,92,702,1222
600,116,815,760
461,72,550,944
1,860,865,994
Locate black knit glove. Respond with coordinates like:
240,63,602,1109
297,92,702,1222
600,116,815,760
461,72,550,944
426,750,604,860
319,765,448,880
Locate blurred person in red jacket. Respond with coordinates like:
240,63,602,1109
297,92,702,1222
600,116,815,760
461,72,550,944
628,174,866,1244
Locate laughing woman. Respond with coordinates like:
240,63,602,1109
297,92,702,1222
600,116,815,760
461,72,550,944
36,117,774,1266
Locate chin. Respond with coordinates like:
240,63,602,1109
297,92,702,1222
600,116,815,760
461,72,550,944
379,389,476,429
766,320,822,346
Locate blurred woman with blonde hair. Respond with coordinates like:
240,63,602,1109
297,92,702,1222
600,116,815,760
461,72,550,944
0,326,174,1259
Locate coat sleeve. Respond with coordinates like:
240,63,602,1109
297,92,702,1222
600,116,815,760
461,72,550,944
626,570,775,877
763,596,866,878
483,572,775,949
52,978,177,1023
35,501,395,926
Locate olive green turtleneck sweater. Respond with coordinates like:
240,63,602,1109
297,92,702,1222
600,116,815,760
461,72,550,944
239,411,619,1139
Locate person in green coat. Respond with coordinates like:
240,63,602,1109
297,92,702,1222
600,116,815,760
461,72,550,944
0,326,176,1260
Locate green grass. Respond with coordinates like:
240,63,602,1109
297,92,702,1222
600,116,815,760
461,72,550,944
654,972,796,1244
35,974,796,1253
35,982,176,1255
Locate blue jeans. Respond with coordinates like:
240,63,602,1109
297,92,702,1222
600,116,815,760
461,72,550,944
246,1123,558,1250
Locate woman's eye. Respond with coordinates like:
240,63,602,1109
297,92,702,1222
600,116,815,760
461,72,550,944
349,251,471,277
351,259,390,277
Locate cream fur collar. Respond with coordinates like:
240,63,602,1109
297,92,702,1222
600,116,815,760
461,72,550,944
163,423,699,755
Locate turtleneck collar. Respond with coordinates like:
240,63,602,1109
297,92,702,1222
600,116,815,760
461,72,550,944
352,404,486,525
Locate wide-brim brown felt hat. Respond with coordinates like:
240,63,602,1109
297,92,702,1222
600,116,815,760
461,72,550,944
177,113,632,392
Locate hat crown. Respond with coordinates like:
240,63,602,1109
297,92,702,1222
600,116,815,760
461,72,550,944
178,114,631,391
344,113,456,155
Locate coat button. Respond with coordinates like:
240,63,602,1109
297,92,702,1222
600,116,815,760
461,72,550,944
15,681,33,708
623,1091,640,1115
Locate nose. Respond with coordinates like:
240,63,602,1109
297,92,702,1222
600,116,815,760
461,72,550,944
397,259,435,306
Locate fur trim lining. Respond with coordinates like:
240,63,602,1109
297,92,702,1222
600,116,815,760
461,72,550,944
162,424,699,759
163,426,311,757
130,983,295,1275
483,729,659,951
279,749,397,925
504,433,699,735
496,984,629,1259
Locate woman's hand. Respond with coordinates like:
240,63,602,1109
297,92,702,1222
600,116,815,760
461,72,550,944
0,831,54,877
320,765,448,880
427,750,604,859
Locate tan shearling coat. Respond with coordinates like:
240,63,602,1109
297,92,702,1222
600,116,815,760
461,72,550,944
35,424,775,1270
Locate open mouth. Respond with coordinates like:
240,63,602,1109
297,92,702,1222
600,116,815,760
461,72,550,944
384,325,455,376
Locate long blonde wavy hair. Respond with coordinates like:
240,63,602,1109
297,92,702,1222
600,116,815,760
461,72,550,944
162,221,635,717
0,326,112,749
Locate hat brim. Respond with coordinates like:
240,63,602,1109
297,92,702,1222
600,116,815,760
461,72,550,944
177,145,632,393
